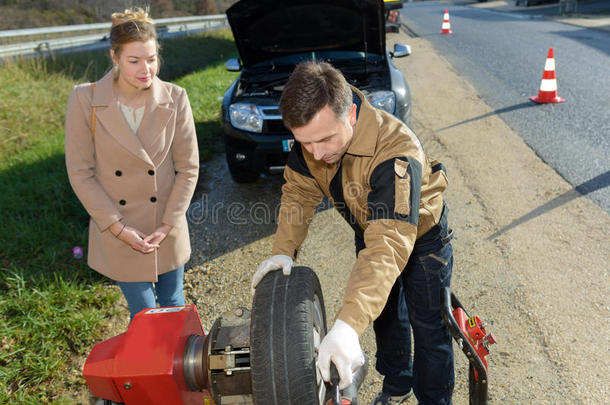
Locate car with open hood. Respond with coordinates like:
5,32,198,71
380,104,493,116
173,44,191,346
222,0,412,182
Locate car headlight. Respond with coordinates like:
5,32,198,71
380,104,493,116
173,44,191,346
229,103,263,133
367,91,396,114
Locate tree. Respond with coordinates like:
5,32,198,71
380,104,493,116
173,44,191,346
152,0,175,16
195,0,218,15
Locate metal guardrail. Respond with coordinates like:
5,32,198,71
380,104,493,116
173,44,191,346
0,14,228,58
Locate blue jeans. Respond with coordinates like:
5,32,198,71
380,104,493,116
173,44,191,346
356,209,454,405
116,266,185,320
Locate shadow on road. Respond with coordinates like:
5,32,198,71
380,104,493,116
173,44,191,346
487,170,610,240
186,156,283,266
186,155,331,267
436,102,532,132
551,27,610,57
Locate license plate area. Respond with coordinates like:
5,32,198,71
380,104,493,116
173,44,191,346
282,139,294,152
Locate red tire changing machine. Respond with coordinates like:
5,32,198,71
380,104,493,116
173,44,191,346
84,305,251,405
83,289,496,405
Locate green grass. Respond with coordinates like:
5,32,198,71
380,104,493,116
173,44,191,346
0,28,238,403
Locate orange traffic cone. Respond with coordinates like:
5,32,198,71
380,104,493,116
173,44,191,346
530,47,565,104
441,9,452,34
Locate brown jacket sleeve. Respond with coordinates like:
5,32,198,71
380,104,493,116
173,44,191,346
337,219,417,335
65,85,122,231
161,88,199,228
272,165,324,259
337,153,425,335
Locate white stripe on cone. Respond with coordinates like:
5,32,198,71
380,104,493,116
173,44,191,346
544,58,556,71
442,22,451,29
540,79,558,92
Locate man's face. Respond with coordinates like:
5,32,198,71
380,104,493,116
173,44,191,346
291,104,357,164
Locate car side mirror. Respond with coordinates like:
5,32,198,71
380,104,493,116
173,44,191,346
225,58,242,72
391,44,411,58
386,23,400,33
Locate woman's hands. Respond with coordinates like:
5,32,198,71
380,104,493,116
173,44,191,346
109,221,172,253
120,226,159,253
143,224,172,247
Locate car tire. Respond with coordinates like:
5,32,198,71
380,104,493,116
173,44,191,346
250,267,328,405
227,159,259,183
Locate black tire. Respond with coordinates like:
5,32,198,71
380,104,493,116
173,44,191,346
227,159,259,183
250,267,328,405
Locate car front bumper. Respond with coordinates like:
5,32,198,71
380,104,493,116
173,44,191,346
223,123,292,175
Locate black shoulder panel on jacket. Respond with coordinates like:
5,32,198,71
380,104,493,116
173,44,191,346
329,164,364,240
367,156,422,225
431,162,446,174
286,142,313,179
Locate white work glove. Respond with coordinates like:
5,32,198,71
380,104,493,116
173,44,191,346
318,319,365,390
251,254,293,294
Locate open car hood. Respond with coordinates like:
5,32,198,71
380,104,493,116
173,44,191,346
226,0,386,68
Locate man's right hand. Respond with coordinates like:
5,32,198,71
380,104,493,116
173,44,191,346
251,255,293,295
317,319,365,390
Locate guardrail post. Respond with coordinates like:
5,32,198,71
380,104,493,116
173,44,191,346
35,41,53,59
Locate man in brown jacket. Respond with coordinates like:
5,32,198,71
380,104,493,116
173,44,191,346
252,61,454,405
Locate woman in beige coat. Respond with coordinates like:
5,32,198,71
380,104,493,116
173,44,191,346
65,9,199,320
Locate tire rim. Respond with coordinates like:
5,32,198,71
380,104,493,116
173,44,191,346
313,293,326,404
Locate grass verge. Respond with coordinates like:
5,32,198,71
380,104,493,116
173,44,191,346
0,28,238,403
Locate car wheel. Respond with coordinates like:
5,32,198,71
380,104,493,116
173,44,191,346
227,159,259,183
250,267,328,405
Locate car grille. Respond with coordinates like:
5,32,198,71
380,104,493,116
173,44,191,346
261,107,281,116
260,106,290,134
266,119,289,133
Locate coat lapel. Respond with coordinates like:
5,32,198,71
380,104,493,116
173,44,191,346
92,71,154,166
137,77,175,163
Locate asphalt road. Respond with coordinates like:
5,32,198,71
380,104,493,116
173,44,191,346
399,1,610,213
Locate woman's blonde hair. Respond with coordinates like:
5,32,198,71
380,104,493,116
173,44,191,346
109,7,159,56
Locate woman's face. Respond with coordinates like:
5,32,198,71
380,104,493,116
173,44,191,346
111,39,158,91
